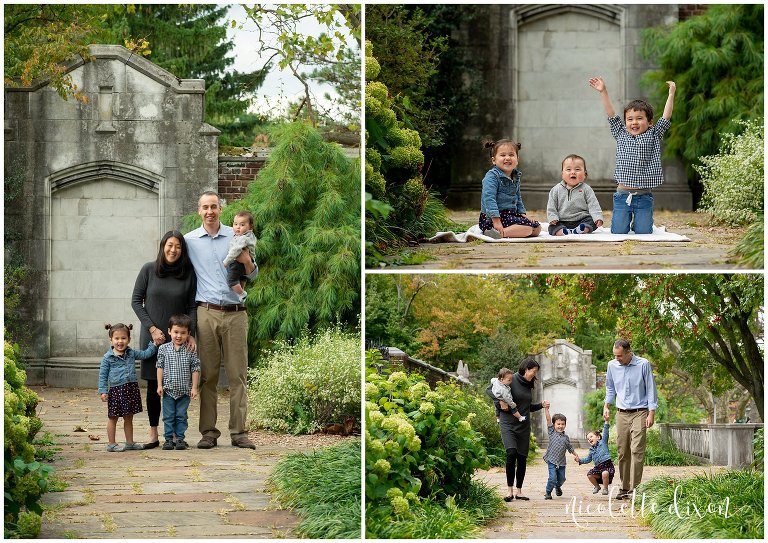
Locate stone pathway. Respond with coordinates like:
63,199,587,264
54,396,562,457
34,386,350,539
392,210,752,270
478,454,725,539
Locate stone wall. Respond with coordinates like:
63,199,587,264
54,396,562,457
5,45,219,386
446,4,693,211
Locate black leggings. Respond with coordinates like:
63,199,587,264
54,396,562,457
145,379,161,427
505,448,528,488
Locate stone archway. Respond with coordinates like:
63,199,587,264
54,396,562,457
47,162,162,358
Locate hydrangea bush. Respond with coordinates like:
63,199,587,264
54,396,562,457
365,350,491,518
247,329,360,434
365,41,449,252
696,119,764,225
4,341,50,538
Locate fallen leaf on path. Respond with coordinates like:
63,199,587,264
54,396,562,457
88,435,100,441
73,426,87,432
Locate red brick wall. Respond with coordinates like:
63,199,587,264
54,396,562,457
217,157,266,203
679,5,709,21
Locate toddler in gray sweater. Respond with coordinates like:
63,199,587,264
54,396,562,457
223,210,257,302
547,154,604,236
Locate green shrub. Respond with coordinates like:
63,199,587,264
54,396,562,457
268,439,361,539
732,212,764,268
247,329,360,434
4,341,49,539
365,351,490,503
364,42,450,255
696,119,763,225
638,469,763,538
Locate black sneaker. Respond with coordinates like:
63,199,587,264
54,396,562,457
175,439,189,450
544,493,552,500
162,439,175,450
555,486,563,496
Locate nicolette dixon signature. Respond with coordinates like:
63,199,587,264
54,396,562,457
565,486,732,528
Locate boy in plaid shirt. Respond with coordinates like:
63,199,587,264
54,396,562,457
543,405,580,499
588,77,677,234
157,314,201,450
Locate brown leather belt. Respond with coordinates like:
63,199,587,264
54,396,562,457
196,302,246,312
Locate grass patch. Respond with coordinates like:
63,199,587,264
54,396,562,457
638,469,763,538
268,439,360,539
366,480,504,539
386,249,435,266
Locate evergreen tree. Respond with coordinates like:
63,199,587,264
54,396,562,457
108,5,268,143
641,4,764,184
220,122,360,342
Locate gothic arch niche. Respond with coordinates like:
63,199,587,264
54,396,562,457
47,162,162,357
511,4,624,203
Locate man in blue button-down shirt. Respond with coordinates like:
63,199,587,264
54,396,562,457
186,191,258,450
603,339,658,500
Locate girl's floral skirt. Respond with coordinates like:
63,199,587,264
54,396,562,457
587,459,616,483
479,210,540,232
107,381,143,418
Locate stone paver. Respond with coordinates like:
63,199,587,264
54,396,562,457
392,210,752,270
479,453,725,539
34,386,351,539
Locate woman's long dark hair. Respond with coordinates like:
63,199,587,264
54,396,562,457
155,230,192,279
518,356,540,382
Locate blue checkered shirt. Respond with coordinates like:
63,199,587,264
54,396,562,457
608,115,671,189
542,424,575,467
156,343,201,399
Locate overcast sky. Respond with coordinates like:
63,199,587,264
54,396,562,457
224,4,357,119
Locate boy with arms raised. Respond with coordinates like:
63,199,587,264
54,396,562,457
589,77,676,234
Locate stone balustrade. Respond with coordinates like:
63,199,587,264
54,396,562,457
659,423,763,469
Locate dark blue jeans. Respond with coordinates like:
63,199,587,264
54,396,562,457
162,394,191,441
611,191,654,234
545,461,566,494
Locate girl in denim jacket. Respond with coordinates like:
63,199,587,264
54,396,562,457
98,323,158,452
578,420,616,495
479,139,541,239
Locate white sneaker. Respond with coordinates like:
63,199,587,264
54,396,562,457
483,228,502,239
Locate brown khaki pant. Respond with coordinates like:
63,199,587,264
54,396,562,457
197,306,249,440
615,409,648,492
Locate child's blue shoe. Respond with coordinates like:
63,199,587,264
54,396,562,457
123,442,143,451
106,443,123,452
576,223,591,234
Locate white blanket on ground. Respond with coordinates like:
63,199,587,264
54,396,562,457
429,225,691,243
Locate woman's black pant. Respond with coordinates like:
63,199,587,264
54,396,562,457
506,447,527,488
145,379,161,427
